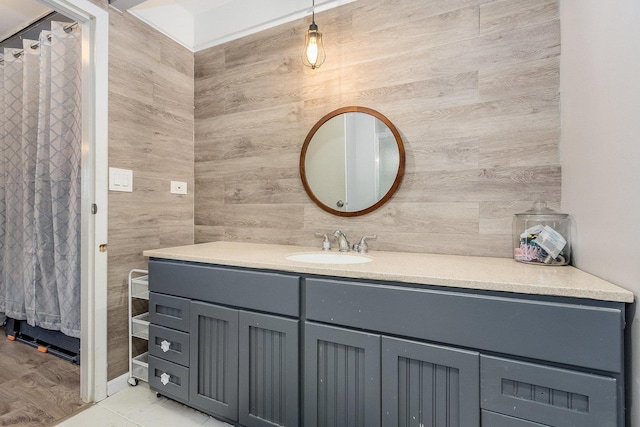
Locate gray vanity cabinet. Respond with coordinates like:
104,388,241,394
148,259,300,427
305,276,625,427
148,258,627,427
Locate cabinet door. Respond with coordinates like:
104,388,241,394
238,312,299,427
304,322,381,427
189,301,239,421
382,337,480,427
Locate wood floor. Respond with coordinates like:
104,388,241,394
0,327,90,426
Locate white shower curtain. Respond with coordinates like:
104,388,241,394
0,22,82,338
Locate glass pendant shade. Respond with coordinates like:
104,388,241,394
303,22,326,69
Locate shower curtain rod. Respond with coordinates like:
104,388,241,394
0,21,78,65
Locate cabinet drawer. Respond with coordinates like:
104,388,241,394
482,410,549,426
149,324,190,367
305,277,624,373
149,292,190,332
481,355,617,427
149,355,189,402
149,259,299,316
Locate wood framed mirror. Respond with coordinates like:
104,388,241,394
300,106,405,216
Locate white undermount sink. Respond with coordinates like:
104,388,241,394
286,252,372,265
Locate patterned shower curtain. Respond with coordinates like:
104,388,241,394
0,22,82,338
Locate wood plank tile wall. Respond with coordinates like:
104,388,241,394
194,0,561,257
106,9,194,379
101,0,560,380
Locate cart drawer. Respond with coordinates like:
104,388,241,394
149,355,189,402
481,355,617,427
149,292,190,332
149,324,190,367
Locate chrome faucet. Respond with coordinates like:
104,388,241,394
333,230,351,252
353,235,377,253
314,232,331,251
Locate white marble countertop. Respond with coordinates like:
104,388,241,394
143,241,634,303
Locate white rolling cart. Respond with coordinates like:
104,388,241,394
128,269,149,386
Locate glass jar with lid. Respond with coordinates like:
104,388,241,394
512,202,571,266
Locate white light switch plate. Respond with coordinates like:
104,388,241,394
171,181,187,194
109,167,133,192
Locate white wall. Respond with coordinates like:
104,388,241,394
560,0,640,424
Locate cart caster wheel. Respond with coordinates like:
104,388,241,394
127,377,139,386
156,392,162,398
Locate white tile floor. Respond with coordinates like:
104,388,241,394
55,382,233,427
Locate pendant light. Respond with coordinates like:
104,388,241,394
302,0,326,69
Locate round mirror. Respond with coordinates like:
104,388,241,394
300,106,405,216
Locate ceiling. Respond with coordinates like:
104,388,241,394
0,0,52,42
0,0,355,52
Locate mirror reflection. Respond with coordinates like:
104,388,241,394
300,107,405,216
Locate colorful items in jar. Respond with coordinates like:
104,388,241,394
514,225,567,265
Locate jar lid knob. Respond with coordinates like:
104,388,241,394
533,201,547,211
524,200,557,215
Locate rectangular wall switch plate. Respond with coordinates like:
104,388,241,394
171,181,187,194
109,167,133,192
